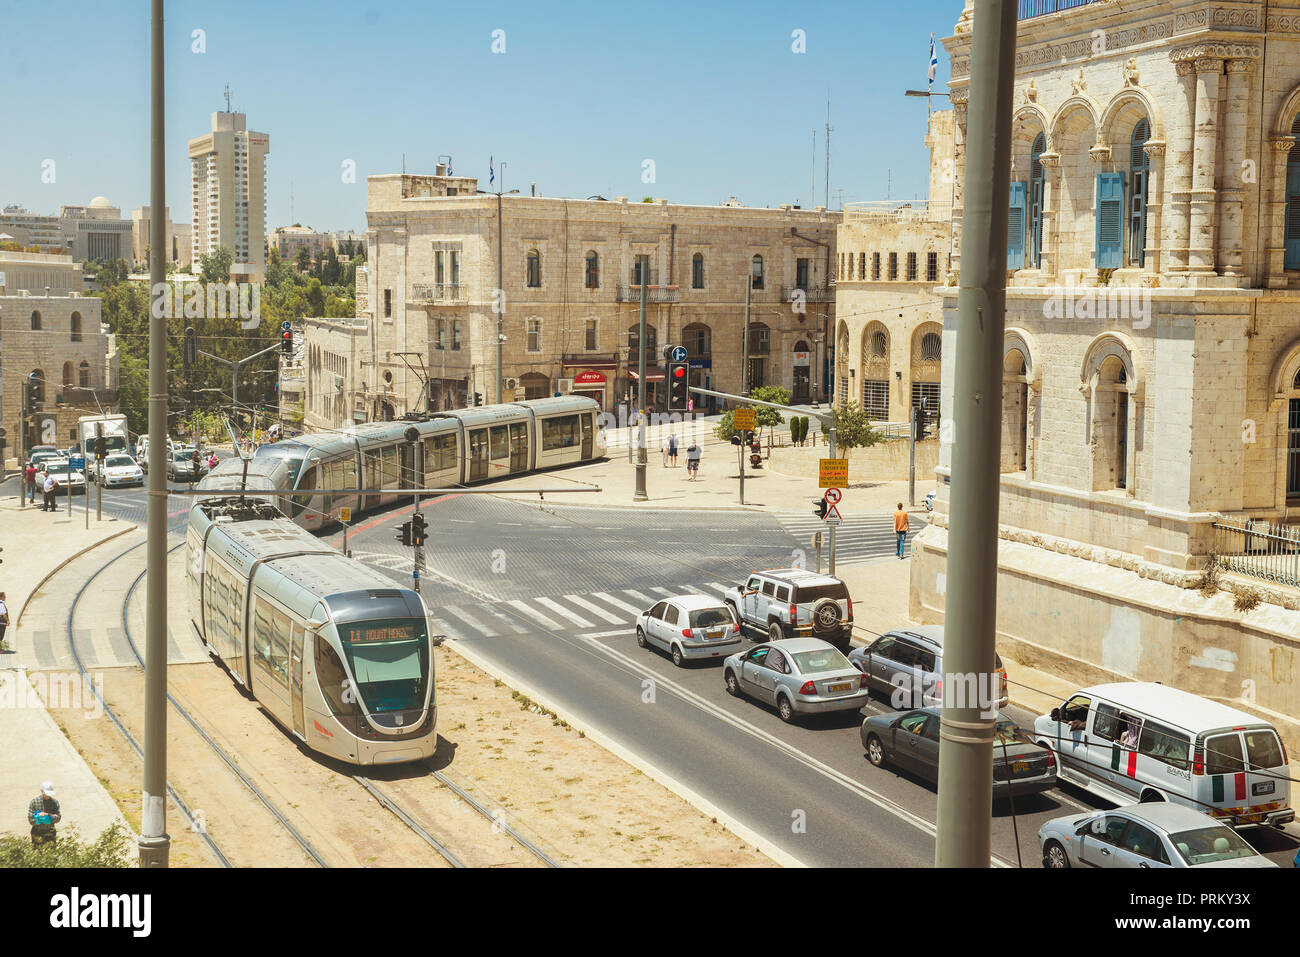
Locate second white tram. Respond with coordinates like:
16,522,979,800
186,498,437,765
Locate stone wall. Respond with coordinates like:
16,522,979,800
769,437,939,484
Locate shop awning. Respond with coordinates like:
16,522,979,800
627,367,666,382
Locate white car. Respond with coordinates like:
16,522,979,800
97,453,144,488
1038,803,1278,869
635,594,744,666
43,460,86,495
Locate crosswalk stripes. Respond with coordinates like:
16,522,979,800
589,591,643,616
562,594,623,624
15,622,212,673
774,512,928,565
535,597,592,628
505,599,561,630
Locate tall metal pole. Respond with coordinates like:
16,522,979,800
909,405,917,508
827,418,837,576
496,180,504,405
934,0,1017,869
633,279,648,501
95,423,103,521
140,0,171,868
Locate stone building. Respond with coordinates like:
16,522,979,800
303,165,838,428
189,110,270,282
131,206,193,270
269,225,332,263
912,0,1300,738
1,199,133,263
834,110,955,424
0,252,118,456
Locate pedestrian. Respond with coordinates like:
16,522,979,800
28,781,61,847
24,460,37,503
0,591,9,648
667,433,679,467
686,441,701,480
43,469,57,512
208,452,218,471
894,502,910,559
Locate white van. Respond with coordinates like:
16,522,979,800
1034,682,1293,828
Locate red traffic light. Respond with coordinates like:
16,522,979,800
672,366,686,378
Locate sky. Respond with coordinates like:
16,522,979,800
1,0,958,232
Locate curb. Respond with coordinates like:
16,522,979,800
13,523,138,630
444,638,803,868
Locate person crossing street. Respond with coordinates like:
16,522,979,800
894,502,910,559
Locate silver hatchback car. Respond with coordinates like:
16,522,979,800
636,594,743,666
722,638,870,723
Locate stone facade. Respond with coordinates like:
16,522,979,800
303,171,839,424
1,254,118,456
910,0,1300,729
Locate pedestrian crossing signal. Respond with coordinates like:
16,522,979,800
812,498,829,519
411,513,427,547
396,520,412,546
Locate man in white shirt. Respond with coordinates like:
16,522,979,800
42,471,57,511
0,592,9,647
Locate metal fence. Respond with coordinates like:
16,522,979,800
1018,0,1094,18
1213,518,1300,589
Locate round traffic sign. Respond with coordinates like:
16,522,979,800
670,345,687,362
823,487,842,505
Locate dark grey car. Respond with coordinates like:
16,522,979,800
861,707,1057,799
849,626,1008,711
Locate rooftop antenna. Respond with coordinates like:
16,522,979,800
824,96,832,209
888,169,893,201
811,130,816,211
290,181,294,224
223,83,232,113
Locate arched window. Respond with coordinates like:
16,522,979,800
627,323,657,357
526,248,541,287
1029,133,1046,268
751,255,764,290
70,310,83,342
1286,114,1300,270
682,322,710,356
1129,119,1150,267
921,332,942,362
31,310,41,331
62,362,74,387
870,330,888,359
520,372,550,400
585,251,599,289
1289,367,1300,499
692,253,704,289
79,361,91,388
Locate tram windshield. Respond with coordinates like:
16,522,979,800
254,442,308,485
337,617,429,713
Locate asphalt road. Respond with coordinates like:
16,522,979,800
5,474,1295,867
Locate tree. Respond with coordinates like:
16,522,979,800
831,400,883,449
199,246,233,283
712,385,792,442
295,246,312,273
305,277,325,316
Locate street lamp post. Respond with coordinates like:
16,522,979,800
477,170,520,406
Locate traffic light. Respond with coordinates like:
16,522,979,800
667,361,689,412
280,321,293,357
473,392,483,407
184,326,197,370
26,372,40,409
914,403,931,441
396,520,412,546
411,513,427,547
94,435,107,459
812,498,829,519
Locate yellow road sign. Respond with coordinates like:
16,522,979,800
340,507,352,522
733,408,756,431
819,458,848,488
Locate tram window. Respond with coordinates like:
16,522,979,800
292,465,317,516
380,446,400,486
315,639,359,716
542,415,580,450
253,603,274,674
270,608,292,686
424,433,457,473
490,425,509,459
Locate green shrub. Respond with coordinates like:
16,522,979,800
0,822,133,868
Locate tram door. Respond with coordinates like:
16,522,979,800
469,429,489,480
399,443,416,490
581,414,594,458
508,423,529,473
290,627,305,739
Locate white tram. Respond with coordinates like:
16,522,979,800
201,395,606,530
186,499,437,765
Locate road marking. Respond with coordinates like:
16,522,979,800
647,587,675,597
535,597,592,628
504,600,561,630
590,591,644,616
449,519,473,524
623,589,655,604
439,605,496,635
580,629,631,639
497,522,522,526
562,594,624,624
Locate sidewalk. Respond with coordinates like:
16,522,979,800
837,553,1077,718
0,495,136,843
493,415,934,514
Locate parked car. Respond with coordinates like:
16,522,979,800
167,450,204,482
96,454,144,488
724,568,854,649
636,594,743,666
849,626,1008,711
1038,803,1278,869
28,448,61,470
43,460,86,495
862,707,1056,798
1034,682,1292,828
722,638,869,723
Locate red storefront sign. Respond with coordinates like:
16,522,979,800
573,370,607,387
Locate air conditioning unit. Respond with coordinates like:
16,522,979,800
503,376,519,390
334,374,344,392
557,378,574,394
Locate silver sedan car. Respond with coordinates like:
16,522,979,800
636,594,743,666
1038,803,1278,869
722,638,870,723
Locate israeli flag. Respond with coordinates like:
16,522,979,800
489,156,495,186
928,33,938,88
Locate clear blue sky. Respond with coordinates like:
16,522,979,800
1,0,958,232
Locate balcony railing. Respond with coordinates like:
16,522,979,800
1213,519,1300,590
843,201,932,224
782,283,833,303
1018,0,1095,19
411,281,466,302
617,282,680,303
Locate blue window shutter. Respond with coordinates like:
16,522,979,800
1285,162,1300,269
1007,181,1027,270
1095,172,1125,269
